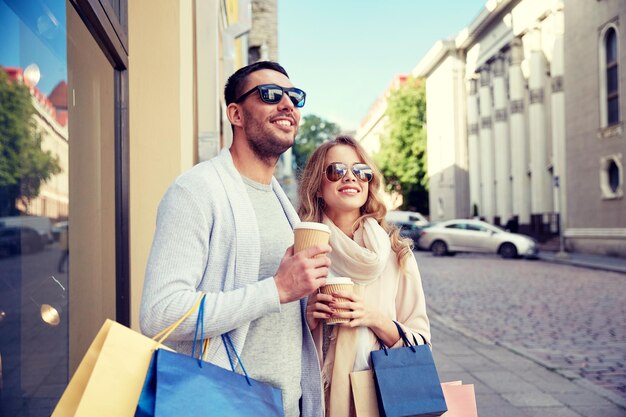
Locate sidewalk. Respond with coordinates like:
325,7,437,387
431,316,626,417
538,250,626,274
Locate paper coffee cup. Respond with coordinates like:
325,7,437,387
320,277,354,325
294,222,331,255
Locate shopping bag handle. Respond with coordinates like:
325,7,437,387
186,295,250,382
191,293,207,365
222,333,253,386
151,293,206,349
375,321,427,356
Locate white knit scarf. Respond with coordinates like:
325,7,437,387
322,216,391,284
321,215,392,416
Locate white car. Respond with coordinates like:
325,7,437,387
417,219,538,259
385,210,430,227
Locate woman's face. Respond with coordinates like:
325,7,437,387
319,144,370,221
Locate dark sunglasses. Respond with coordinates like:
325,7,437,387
325,162,373,183
235,84,306,108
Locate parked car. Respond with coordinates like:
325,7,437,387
385,210,430,227
0,215,53,244
52,220,69,241
388,220,425,246
0,226,46,257
417,219,538,259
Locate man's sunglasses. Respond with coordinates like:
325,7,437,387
325,162,373,183
235,84,306,108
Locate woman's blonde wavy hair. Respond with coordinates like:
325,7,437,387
297,135,413,270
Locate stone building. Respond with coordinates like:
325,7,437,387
355,74,408,156
562,0,626,256
249,0,278,62
415,0,625,255
415,0,565,240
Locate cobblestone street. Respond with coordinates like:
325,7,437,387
416,250,626,406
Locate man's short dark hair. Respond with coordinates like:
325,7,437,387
224,61,289,105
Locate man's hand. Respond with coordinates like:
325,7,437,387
274,244,331,304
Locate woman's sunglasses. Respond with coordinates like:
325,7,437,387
235,84,306,108
325,162,373,183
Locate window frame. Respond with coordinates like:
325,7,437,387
69,0,130,325
599,23,621,130
599,154,624,200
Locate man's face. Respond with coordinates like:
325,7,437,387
236,69,301,164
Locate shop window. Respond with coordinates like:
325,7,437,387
600,154,623,199
599,24,621,129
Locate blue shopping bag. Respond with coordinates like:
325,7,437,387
370,322,447,417
135,295,283,417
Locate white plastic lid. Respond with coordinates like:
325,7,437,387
325,276,353,285
294,222,331,234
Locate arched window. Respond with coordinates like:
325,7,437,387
599,24,621,128
606,28,619,126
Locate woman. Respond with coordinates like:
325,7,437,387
298,136,431,417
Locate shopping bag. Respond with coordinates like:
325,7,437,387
350,369,380,417
135,295,284,417
52,296,204,417
370,322,447,417
440,381,477,417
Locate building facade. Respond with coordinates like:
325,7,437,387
562,0,626,256
416,0,625,255
413,41,470,221
355,75,409,210
416,0,565,239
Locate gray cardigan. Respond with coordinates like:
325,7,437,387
140,148,323,417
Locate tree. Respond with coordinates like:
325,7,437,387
293,114,340,172
0,69,61,216
376,77,429,214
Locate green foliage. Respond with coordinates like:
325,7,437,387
293,114,340,171
0,69,61,216
376,77,429,214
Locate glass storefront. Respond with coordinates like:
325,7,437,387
0,1,69,415
0,1,120,415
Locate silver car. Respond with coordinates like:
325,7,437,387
418,219,538,259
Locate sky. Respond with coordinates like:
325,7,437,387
278,0,488,132
0,0,67,95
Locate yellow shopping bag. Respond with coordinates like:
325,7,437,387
350,370,380,417
52,296,203,417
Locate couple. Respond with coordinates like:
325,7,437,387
139,61,431,417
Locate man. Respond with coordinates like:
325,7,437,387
140,61,330,417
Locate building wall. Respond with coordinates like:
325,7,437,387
424,52,469,221
414,0,568,241
355,76,410,210
564,0,626,256
355,96,387,157
128,0,250,327
31,94,69,221
250,0,278,61
128,1,192,328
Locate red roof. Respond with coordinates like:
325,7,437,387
49,81,68,109
3,66,67,127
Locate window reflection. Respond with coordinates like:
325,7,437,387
0,0,69,415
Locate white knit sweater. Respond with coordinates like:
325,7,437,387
140,148,323,417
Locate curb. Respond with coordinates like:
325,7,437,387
538,254,626,275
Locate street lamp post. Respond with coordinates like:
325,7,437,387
554,175,569,258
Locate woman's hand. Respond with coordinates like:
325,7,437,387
329,291,402,346
305,291,335,331
328,291,381,329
